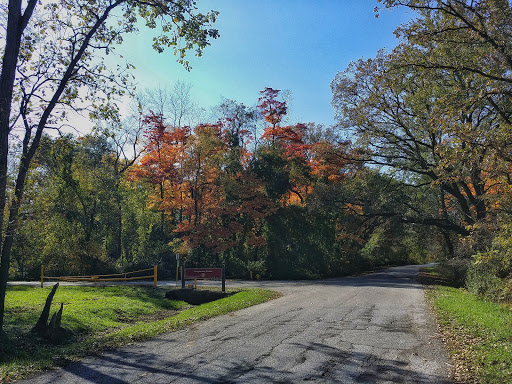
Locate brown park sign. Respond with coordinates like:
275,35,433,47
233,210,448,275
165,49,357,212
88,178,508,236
185,268,223,280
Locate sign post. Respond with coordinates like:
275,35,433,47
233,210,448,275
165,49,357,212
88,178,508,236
222,264,225,292
175,253,180,287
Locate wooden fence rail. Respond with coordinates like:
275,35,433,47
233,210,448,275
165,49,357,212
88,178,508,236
41,266,158,287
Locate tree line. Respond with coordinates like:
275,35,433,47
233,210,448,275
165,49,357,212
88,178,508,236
11,87,436,282
10,0,512,289
332,0,512,301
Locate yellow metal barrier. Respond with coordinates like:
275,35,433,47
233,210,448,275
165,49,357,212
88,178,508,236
41,266,158,287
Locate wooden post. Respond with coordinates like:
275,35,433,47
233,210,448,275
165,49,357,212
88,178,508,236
176,253,180,287
41,266,44,288
181,265,185,288
153,265,157,287
222,264,226,292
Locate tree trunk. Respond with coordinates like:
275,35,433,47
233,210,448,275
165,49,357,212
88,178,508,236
0,0,38,353
441,230,455,259
116,196,123,260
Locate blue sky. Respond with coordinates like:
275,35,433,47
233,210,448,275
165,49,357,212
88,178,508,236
113,1,412,127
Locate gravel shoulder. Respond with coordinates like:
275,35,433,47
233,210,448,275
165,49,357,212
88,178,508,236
17,265,452,383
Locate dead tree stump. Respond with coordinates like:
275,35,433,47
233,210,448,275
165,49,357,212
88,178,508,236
32,282,59,335
32,282,70,342
47,302,65,342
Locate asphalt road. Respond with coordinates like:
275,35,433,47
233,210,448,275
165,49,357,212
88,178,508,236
18,265,452,383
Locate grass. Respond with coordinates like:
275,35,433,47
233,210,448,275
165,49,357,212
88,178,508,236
421,267,512,383
0,285,278,382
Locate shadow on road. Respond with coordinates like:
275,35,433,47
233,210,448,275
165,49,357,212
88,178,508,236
63,350,205,384
292,342,451,384
221,265,428,292
61,341,450,384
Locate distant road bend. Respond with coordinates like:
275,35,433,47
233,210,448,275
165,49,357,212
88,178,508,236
20,265,452,383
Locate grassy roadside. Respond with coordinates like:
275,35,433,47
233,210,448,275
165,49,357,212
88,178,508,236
1,285,279,382
420,266,512,383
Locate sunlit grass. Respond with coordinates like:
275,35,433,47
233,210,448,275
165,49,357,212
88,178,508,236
423,268,512,383
5,285,185,334
1,285,278,382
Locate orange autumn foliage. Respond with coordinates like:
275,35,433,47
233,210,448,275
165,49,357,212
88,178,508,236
130,89,354,255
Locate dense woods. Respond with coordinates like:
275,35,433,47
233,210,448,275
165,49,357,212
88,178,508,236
3,0,512,347
11,87,438,281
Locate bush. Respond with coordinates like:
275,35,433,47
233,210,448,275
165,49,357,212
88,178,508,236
500,278,512,303
466,260,505,301
466,250,512,302
438,258,471,287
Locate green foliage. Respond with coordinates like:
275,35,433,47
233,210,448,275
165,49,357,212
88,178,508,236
252,144,291,201
263,206,327,279
459,219,512,302
247,260,266,278
437,259,471,288
10,133,170,279
466,261,505,302
360,227,390,266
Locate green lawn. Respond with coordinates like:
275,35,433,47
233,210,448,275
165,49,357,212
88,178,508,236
1,285,278,382
423,270,512,383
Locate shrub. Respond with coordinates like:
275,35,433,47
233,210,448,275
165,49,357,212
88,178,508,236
438,258,471,287
466,250,512,302
466,259,505,301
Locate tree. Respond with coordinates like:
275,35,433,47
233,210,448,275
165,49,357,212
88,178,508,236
375,0,512,287
93,100,146,261
130,104,276,273
0,0,219,348
378,0,512,163
255,88,312,204
257,87,287,144
331,47,503,240
26,134,121,274
378,1,512,80
144,80,198,128
215,98,260,152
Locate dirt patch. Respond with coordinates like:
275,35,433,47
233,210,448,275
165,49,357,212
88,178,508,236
165,288,232,305
137,309,183,322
